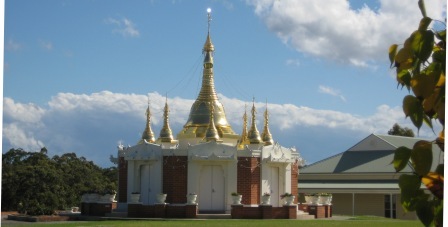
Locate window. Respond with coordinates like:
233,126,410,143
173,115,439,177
384,195,396,218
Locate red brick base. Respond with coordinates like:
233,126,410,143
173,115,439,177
231,205,297,219
307,205,332,218
128,203,198,218
81,202,117,216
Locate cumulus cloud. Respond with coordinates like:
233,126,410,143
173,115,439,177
3,91,439,166
318,85,346,102
39,40,53,51
285,58,300,67
6,38,22,51
105,17,140,38
246,0,446,67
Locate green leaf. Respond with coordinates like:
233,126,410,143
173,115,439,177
435,164,443,176
411,140,433,176
399,174,422,192
411,30,435,62
436,30,446,42
402,95,424,129
416,200,434,227
418,17,432,32
397,70,411,88
393,146,412,172
418,0,427,17
401,189,427,212
389,44,398,68
433,200,443,227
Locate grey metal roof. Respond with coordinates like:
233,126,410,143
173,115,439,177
300,134,442,174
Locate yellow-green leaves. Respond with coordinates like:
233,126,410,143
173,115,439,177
403,95,423,129
411,30,434,62
411,140,433,176
393,146,412,172
418,0,427,17
389,44,398,68
418,17,432,32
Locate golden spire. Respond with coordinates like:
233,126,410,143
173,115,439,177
261,101,273,145
177,8,238,141
139,98,156,144
247,98,262,144
205,101,220,141
159,97,174,142
238,104,249,149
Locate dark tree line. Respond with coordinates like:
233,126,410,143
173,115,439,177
2,148,117,215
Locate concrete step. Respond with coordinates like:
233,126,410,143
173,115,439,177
297,210,315,220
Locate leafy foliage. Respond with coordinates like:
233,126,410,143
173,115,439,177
388,123,415,137
389,0,444,226
2,148,117,215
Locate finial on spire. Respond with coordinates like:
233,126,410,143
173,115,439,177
248,98,262,144
207,8,212,34
262,99,273,145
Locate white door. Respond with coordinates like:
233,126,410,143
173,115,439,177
140,165,154,205
199,165,225,212
269,167,280,206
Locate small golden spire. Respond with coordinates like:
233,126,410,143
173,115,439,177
205,101,220,141
139,97,155,144
238,104,249,149
261,100,273,145
247,98,262,144
159,96,174,142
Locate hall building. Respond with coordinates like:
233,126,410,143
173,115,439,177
115,10,302,213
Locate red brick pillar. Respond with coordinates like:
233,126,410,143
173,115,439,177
291,161,299,204
185,204,198,218
237,157,260,205
231,204,244,219
285,205,297,219
118,157,128,203
163,156,188,204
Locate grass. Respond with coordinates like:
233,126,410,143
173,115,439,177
3,216,423,227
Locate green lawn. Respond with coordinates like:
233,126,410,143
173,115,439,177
3,216,423,227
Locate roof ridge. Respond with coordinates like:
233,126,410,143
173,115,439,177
301,151,345,169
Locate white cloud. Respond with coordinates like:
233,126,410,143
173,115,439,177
3,91,439,166
6,39,22,51
105,17,140,38
285,58,300,67
318,85,346,102
39,40,53,51
246,0,447,67
3,123,45,151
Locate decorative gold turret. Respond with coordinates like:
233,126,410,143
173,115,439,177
177,8,238,141
205,101,220,142
261,101,273,145
138,99,155,144
158,97,175,143
237,104,250,149
247,98,263,144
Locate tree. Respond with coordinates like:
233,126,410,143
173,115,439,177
388,0,444,226
388,123,415,137
2,148,118,215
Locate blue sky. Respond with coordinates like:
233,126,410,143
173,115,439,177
3,0,446,167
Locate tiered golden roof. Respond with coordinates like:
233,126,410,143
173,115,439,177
205,102,220,142
158,98,175,143
138,101,155,144
247,99,263,144
261,102,273,145
177,9,238,141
